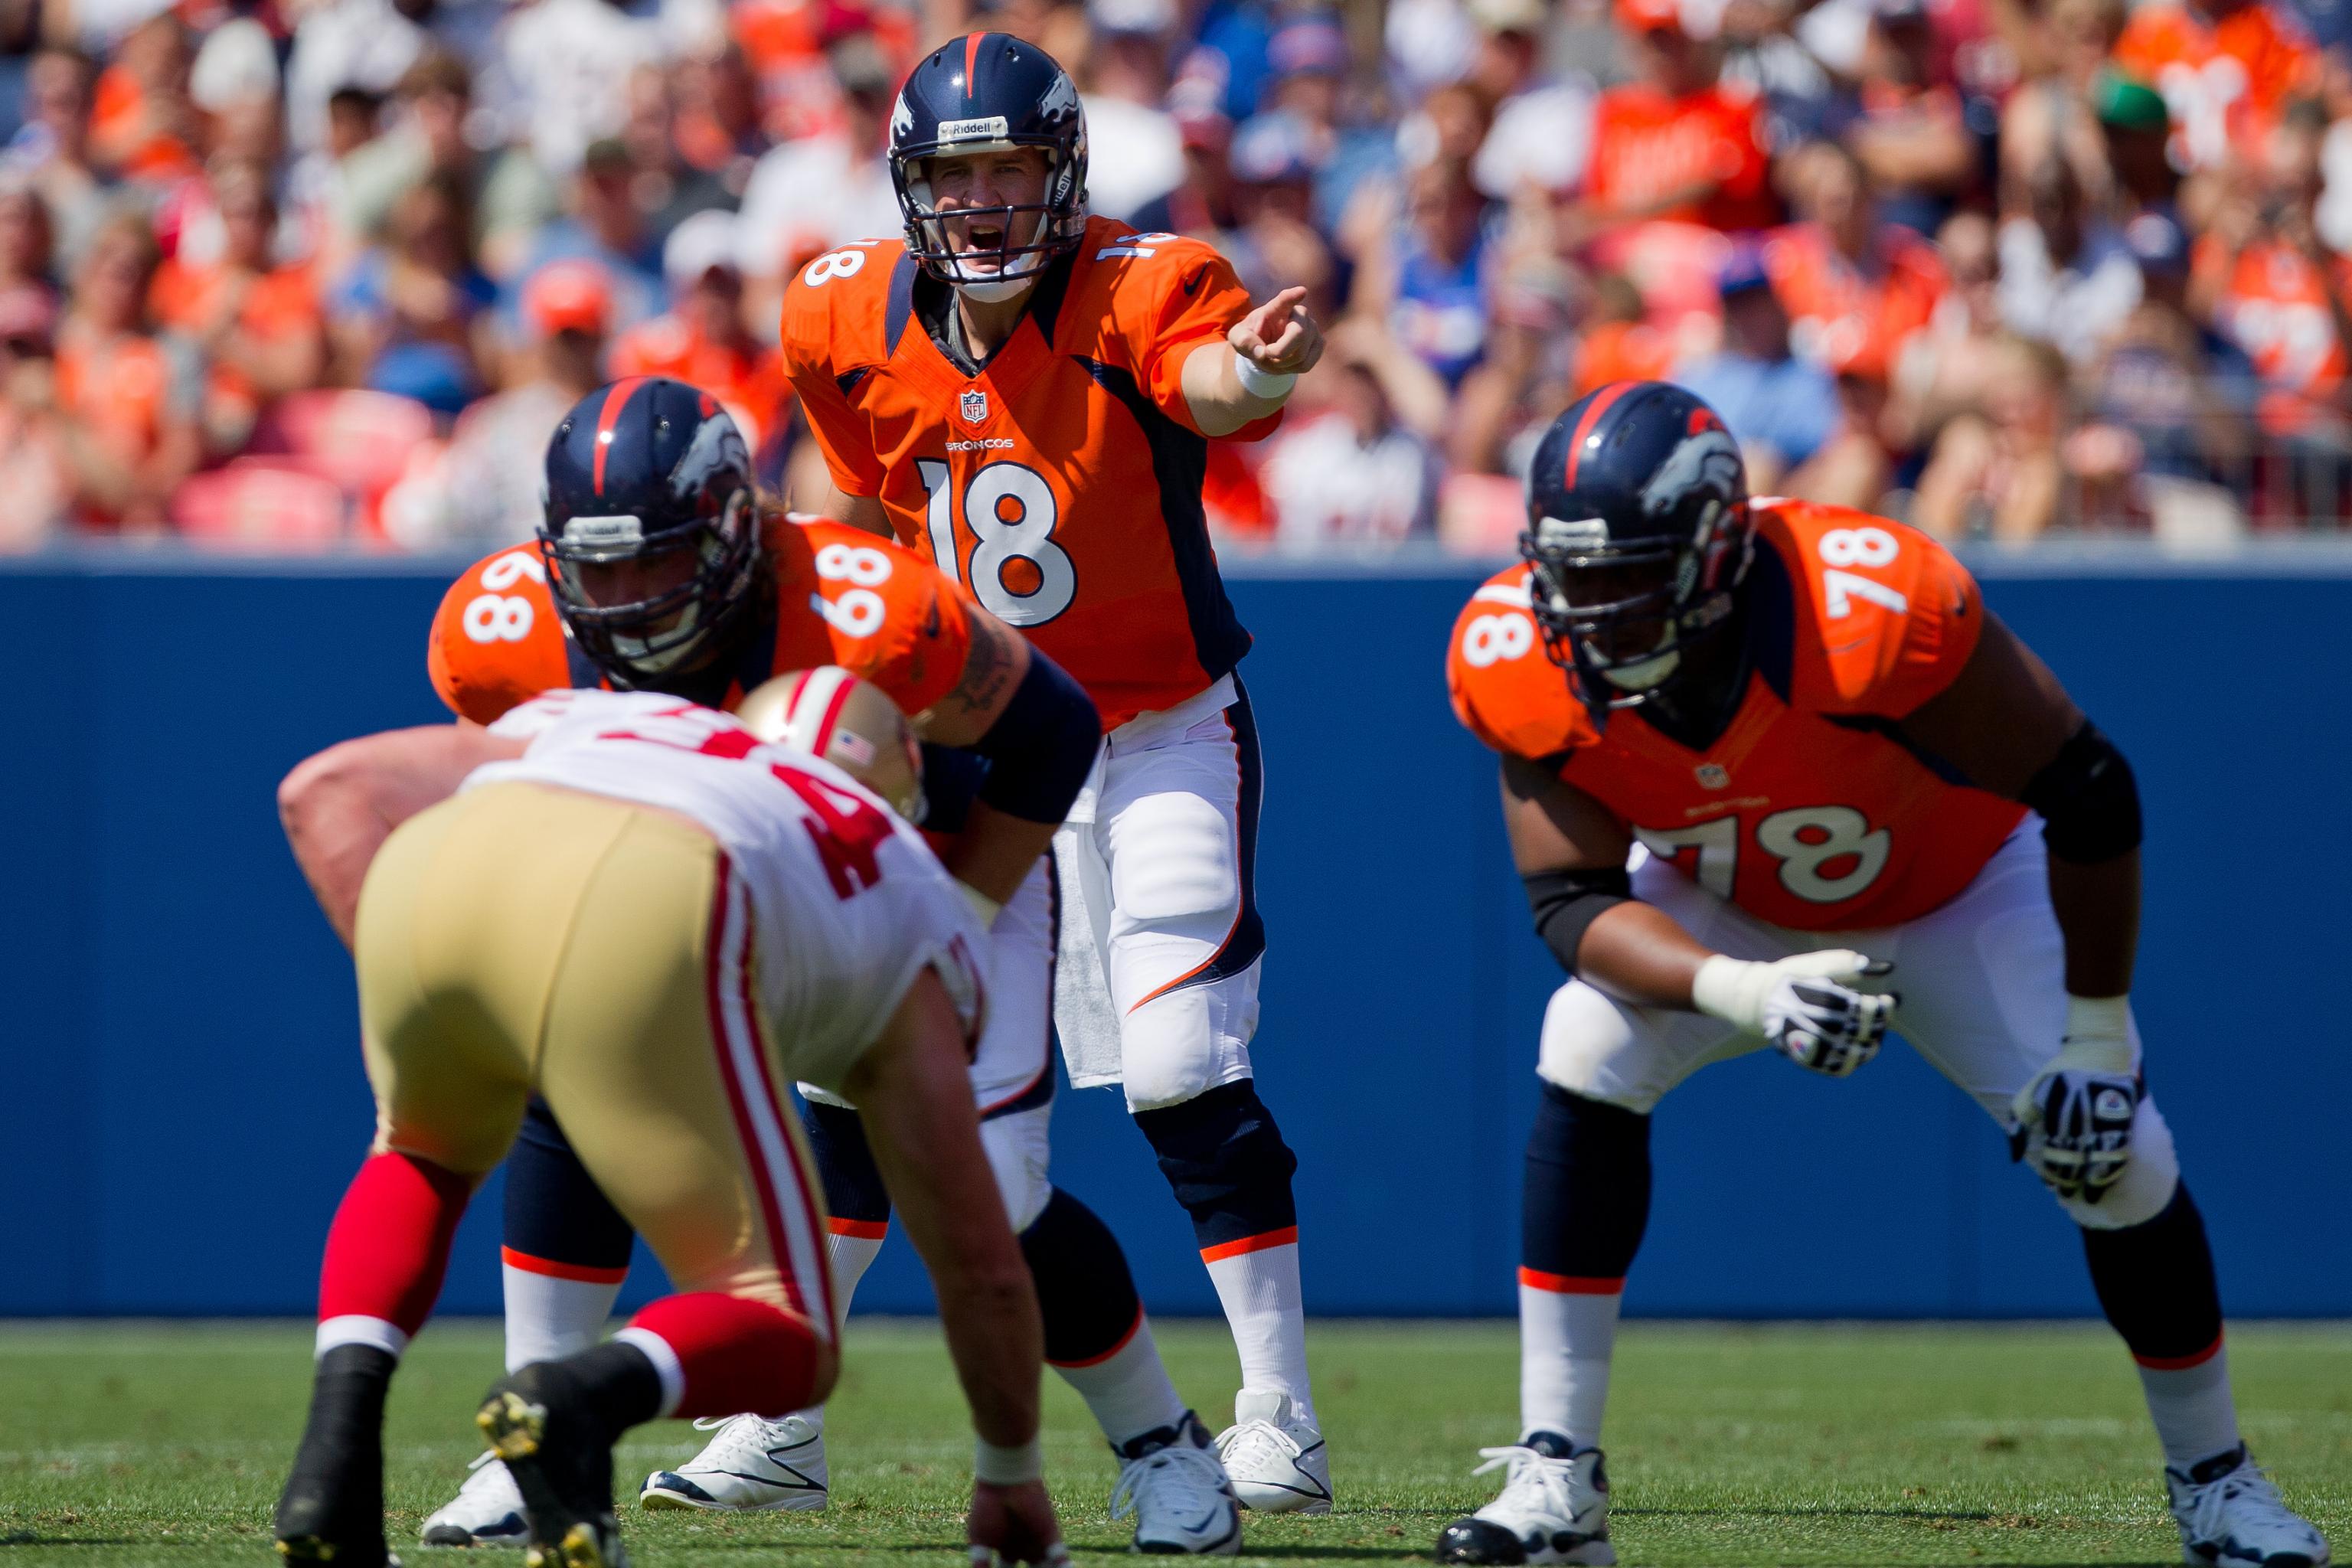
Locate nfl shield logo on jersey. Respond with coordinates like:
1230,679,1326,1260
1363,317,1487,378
960,389,988,424
1695,763,1730,789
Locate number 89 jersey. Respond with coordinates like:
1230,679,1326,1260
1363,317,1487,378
779,218,1272,731
1447,499,2028,932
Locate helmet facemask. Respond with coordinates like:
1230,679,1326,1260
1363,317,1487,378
1521,498,1748,724
540,487,759,688
895,139,1087,296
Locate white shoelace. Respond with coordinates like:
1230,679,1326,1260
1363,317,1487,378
1217,1417,1303,1476
1110,1442,1231,1525
455,1449,514,1497
684,1413,806,1470
1471,1446,1581,1521
2181,1460,2303,1547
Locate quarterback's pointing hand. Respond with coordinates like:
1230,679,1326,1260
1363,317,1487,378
1692,949,1897,1077
1230,286,1325,377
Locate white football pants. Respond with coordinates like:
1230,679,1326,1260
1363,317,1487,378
1538,820,2180,1228
802,856,1056,1231
1052,674,1266,1112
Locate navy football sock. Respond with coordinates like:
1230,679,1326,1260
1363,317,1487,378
1131,1080,1298,1253
2081,1181,2224,1365
1021,1187,1143,1364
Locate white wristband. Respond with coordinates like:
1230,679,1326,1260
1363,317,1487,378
1233,356,1296,400
2060,993,2133,1073
1689,954,1766,1033
974,1435,1042,1486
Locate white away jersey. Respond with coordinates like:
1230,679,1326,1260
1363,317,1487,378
470,688,987,1088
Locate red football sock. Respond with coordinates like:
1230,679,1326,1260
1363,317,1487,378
617,1292,823,1419
315,1150,473,1357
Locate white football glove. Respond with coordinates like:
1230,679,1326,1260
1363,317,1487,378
2010,995,2138,1204
1691,950,1896,1077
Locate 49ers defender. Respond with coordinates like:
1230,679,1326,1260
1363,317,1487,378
400,379,1241,1555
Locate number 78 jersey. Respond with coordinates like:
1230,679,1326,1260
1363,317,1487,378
779,219,1270,731
1447,499,2027,932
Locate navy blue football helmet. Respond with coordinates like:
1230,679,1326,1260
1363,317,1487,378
1521,381,1753,721
538,376,760,687
887,32,1088,290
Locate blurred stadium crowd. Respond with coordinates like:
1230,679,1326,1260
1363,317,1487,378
0,0,2348,552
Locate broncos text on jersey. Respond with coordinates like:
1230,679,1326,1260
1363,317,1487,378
426,515,978,727
1447,498,2027,931
779,216,1275,730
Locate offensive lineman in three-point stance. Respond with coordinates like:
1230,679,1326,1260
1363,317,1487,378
1436,381,2330,1568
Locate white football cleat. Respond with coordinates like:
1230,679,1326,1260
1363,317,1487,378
1110,1413,1243,1555
420,1450,529,1546
1435,1437,1613,1566
1214,1390,1331,1514
2167,1446,2331,1568
639,1413,828,1512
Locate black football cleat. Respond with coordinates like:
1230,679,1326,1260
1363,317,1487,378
1435,1436,1613,1566
1436,1516,1530,1565
476,1363,628,1568
275,1344,400,1568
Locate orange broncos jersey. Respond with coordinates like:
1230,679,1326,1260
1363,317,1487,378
1763,222,1946,380
2197,236,2352,402
1586,83,1775,233
1447,500,2026,932
779,216,1273,731
426,516,976,727
2113,1,2317,170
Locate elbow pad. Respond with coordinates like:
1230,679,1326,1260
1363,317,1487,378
1524,865,1633,978
972,651,1102,824
2021,720,2142,864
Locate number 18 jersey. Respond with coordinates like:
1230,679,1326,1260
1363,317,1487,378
1446,499,2027,932
779,218,1273,730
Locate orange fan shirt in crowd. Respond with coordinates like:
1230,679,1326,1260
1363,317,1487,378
1585,82,1775,233
779,218,1275,730
2112,0,2318,170
1764,222,1947,377
88,65,202,182
1571,318,1676,397
149,256,322,411
731,0,916,142
54,330,181,524
426,515,978,728
2195,235,2352,429
1446,498,2023,932
1202,439,1271,541
609,315,795,451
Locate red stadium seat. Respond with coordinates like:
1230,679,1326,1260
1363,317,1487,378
262,390,438,536
172,462,348,546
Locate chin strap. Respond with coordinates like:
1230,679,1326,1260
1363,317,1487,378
950,273,1041,304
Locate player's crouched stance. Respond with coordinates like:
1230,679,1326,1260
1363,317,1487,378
1434,382,2330,1568
270,679,1067,1568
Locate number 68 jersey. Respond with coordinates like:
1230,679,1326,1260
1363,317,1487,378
426,514,978,729
1446,499,2027,932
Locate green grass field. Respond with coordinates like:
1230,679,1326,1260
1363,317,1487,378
1,1320,2344,1567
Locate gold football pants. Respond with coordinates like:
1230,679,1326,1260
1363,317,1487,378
351,781,835,1333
